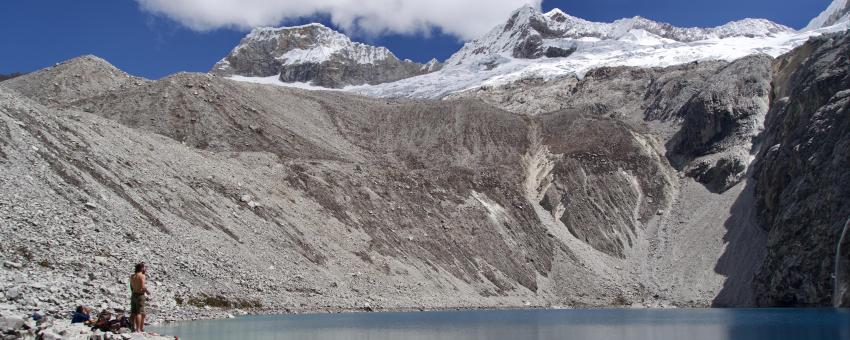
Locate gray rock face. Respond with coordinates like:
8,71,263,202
533,113,675,258
399,29,850,306
447,61,725,118
447,47,850,307
753,32,850,307
667,55,773,193
211,24,436,88
449,56,774,194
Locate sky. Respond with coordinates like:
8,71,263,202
0,0,834,79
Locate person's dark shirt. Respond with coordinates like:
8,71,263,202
71,311,91,324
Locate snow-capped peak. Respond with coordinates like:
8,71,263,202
240,23,396,66
446,6,794,66
245,23,331,40
804,0,850,31
350,5,821,99
212,23,439,88
421,58,443,72
544,8,567,19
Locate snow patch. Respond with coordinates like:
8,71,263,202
235,23,397,66
226,74,347,91
805,0,850,31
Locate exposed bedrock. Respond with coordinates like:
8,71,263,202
210,24,435,88
449,55,775,194
753,32,850,307
666,55,773,193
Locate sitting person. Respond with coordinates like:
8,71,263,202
92,310,132,333
71,306,95,325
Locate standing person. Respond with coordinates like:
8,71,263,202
130,262,150,333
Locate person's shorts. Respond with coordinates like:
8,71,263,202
131,294,146,315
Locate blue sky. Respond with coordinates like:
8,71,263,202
0,0,832,79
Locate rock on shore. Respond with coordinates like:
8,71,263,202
0,314,173,340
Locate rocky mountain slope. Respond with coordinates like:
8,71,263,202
451,28,850,307
0,56,662,323
1,55,146,106
1,2,849,330
0,43,801,324
0,73,25,82
449,54,774,195
211,24,437,88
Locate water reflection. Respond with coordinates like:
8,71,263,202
152,308,850,340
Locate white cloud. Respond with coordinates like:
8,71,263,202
136,0,542,40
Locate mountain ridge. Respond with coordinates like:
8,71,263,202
217,2,849,99
805,0,850,31
446,5,794,65
352,3,848,99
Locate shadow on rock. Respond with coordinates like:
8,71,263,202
712,180,767,307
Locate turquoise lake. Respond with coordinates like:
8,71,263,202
151,308,850,340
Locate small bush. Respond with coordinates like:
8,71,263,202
611,294,630,306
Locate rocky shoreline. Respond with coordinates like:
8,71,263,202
0,317,173,340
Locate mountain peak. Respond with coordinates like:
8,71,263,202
514,4,538,14
544,8,565,17
544,8,585,24
421,58,443,72
804,0,850,31
503,4,544,29
2,54,141,106
212,23,437,88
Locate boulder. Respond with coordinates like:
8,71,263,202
3,261,22,269
0,316,24,330
5,287,20,301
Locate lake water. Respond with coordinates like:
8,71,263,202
151,308,850,340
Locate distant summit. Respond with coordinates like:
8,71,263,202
447,5,793,65
2,55,145,106
354,5,806,99
211,24,440,88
